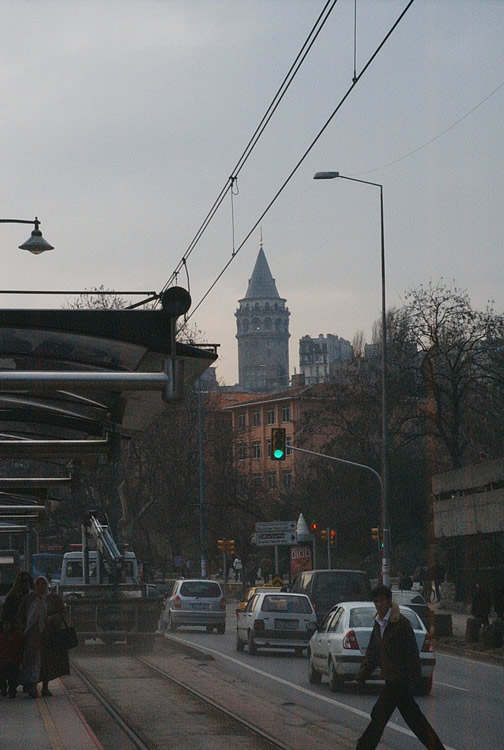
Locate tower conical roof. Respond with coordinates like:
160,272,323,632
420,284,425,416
244,246,280,299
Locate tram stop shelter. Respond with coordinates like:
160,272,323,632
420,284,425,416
0,296,217,559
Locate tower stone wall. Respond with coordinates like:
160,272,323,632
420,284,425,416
235,242,290,392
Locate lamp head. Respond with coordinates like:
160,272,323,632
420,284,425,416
313,171,340,180
19,218,54,255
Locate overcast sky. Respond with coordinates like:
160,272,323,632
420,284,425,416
1,0,502,385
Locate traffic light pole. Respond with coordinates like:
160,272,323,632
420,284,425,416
326,527,331,569
292,446,388,582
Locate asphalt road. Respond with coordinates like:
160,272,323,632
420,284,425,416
164,607,504,750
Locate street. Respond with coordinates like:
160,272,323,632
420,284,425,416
164,606,504,750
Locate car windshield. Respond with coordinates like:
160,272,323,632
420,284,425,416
261,595,312,614
179,581,221,598
312,572,370,602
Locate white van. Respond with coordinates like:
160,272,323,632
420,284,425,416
60,550,139,586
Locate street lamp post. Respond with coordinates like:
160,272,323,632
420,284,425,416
0,217,54,254
313,171,390,586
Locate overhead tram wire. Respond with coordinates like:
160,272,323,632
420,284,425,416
185,0,415,324
157,0,339,302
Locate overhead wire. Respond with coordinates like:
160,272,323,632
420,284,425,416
184,0,415,325
354,80,504,176
158,0,339,301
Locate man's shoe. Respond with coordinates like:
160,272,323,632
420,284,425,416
27,686,38,699
8,689,17,698
41,687,52,697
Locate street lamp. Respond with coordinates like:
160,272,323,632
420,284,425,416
0,217,54,254
313,170,390,586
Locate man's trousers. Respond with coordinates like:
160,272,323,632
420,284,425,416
356,682,445,750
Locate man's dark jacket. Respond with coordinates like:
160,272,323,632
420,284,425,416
356,602,421,685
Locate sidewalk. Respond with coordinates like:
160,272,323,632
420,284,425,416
0,678,102,750
430,600,504,665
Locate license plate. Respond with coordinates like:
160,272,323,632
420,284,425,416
192,603,210,610
274,619,298,630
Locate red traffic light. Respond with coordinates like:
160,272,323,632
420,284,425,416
311,522,318,533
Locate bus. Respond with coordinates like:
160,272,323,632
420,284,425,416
0,549,21,607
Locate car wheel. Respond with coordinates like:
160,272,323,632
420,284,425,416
216,623,226,634
417,675,433,696
167,612,177,632
206,625,214,633
308,653,322,684
236,630,244,652
328,657,344,692
248,630,257,655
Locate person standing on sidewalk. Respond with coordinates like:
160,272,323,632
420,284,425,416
352,585,446,750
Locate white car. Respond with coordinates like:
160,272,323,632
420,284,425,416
308,601,436,695
236,591,317,656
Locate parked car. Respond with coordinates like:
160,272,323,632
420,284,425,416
235,585,282,616
162,579,226,633
236,591,317,656
289,569,371,624
308,601,436,695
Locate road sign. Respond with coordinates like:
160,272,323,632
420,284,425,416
255,521,297,546
174,555,185,567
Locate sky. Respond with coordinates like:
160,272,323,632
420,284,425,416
1,0,503,385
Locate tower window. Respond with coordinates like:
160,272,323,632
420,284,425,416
252,410,260,426
238,413,246,430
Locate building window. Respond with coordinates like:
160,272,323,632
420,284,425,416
267,472,277,489
252,410,261,427
252,441,262,459
267,439,271,459
286,436,293,456
238,413,246,430
266,407,276,425
253,473,263,488
281,404,291,422
237,443,247,461
282,470,293,490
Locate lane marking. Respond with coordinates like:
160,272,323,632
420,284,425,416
434,681,468,692
437,650,503,669
167,635,459,750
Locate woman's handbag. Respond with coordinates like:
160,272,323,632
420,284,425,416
51,618,78,650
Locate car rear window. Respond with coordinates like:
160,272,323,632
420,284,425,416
179,581,221,598
261,595,313,614
349,606,422,630
312,572,370,603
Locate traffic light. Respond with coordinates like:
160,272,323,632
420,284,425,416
320,529,328,542
330,529,336,546
217,539,225,551
311,521,318,534
371,527,380,543
226,539,235,555
271,427,286,460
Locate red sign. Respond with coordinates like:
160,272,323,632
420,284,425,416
290,544,312,578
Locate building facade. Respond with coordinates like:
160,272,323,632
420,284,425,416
299,334,352,384
235,240,290,392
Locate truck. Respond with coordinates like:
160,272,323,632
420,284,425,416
58,511,163,649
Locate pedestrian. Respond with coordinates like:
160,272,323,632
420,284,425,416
233,556,243,583
247,562,257,587
471,583,491,627
0,571,33,698
429,563,445,603
39,584,70,696
352,584,446,750
398,571,413,591
18,575,48,698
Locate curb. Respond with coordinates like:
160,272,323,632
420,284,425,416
436,638,504,666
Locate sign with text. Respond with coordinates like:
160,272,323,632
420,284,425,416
290,544,313,578
255,521,297,546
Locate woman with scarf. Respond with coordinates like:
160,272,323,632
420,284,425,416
18,575,48,698
0,571,33,697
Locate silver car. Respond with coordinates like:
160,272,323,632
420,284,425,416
308,601,436,695
163,579,226,633
236,592,317,656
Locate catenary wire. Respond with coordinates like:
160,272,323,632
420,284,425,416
355,80,504,176
183,0,415,325
157,0,339,302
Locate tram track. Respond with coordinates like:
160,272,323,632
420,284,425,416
69,648,289,750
